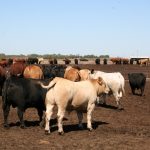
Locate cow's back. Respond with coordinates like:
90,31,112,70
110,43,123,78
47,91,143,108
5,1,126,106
2,77,46,109
23,65,44,79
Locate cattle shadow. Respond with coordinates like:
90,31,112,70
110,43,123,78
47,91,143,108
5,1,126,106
9,120,41,127
7,117,62,128
97,103,118,109
129,92,145,97
50,120,108,133
96,103,124,111
6,118,109,133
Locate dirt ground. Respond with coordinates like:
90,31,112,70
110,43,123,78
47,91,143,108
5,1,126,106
0,64,150,150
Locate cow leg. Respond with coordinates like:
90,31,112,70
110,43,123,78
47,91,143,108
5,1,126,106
131,88,135,95
57,107,65,135
17,108,25,128
76,111,83,129
2,104,10,128
87,103,95,131
140,87,144,96
37,108,43,122
45,104,54,134
119,91,123,98
39,112,45,128
37,108,44,127
101,93,107,105
97,94,106,105
114,92,122,109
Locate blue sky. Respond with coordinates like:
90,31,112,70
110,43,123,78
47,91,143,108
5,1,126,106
0,0,150,57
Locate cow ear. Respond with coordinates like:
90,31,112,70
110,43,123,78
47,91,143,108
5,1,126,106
97,77,103,85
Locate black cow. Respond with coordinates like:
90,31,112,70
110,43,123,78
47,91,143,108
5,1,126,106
42,64,66,79
128,73,146,96
2,77,51,128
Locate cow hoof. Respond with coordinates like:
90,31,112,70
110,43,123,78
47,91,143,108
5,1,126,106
58,131,64,135
3,124,10,129
88,128,93,132
20,125,26,129
45,130,50,135
117,107,124,111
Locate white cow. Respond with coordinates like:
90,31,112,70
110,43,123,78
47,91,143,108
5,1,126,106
90,70,125,109
40,77,109,135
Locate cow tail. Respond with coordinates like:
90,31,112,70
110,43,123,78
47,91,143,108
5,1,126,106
40,77,59,90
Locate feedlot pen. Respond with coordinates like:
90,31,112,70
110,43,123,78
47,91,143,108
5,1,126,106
0,64,150,150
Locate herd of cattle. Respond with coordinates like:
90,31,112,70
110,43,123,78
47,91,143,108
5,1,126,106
0,58,147,135
110,57,150,65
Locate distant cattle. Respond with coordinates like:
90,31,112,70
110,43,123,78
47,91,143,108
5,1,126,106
53,58,58,64
138,58,149,66
27,57,38,64
63,58,71,64
128,73,146,96
103,58,108,65
23,65,44,79
40,77,109,134
74,58,78,65
90,70,125,109
2,77,51,128
110,57,129,65
130,58,139,65
110,57,122,64
95,58,100,65
39,59,50,65
0,59,8,67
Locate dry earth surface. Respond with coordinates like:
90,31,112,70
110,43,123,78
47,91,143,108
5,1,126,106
0,64,150,150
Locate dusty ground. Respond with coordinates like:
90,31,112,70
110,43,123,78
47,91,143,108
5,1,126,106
0,64,150,150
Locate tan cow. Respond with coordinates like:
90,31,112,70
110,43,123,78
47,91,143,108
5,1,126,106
64,66,80,81
40,77,109,135
64,66,91,81
138,58,149,66
23,65,44,79
79,69,91,80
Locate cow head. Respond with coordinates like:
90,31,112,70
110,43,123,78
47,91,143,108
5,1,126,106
97,77,109,95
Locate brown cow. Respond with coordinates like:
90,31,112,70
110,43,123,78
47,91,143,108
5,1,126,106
23,65,44,79
9,62,26,77
64,66,81,81
64,66,91,81
0,59,8,67
13,58,26,64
